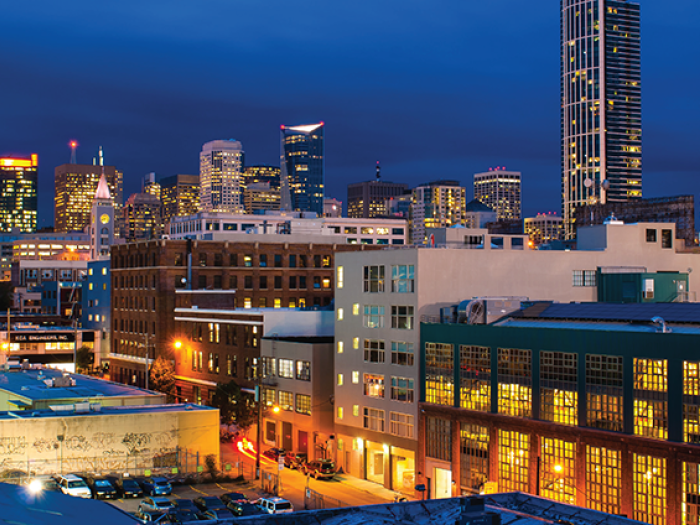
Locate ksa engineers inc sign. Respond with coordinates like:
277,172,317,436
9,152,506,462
11,333,75,343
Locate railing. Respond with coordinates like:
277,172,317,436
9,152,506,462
304,486,351,510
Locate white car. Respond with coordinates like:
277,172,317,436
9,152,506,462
256,496,294,514
55,474,91,498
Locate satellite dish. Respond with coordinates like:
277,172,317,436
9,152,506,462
583,178,593,188
601,180,610,191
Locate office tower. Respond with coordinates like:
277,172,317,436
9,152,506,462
90,174,115,260
561,0,642,238
280,122,324,214
160,174,199,224
121,192,163,240
525,213,564,246
199,140,245,213
347,180,409,218
143,172,161,200
243,182,281,214
244,165,280,189
473,168,522,220
0,155,38,233
410,180,466,244
55,163,123,233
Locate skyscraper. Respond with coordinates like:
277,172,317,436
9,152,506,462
473,168,522,220
244,165,280,189
122,192,163,240
199,140,245,213
54,163,123,233
160,174,199,224
347,180,409,218
0,155,38,233
280,122,324,214
410,180,466,244
561,0,642,238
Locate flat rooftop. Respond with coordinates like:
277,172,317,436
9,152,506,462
0,403,215,421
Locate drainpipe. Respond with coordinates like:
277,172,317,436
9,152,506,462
186,239,193,290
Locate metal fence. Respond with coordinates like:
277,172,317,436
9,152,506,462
304,486,350,510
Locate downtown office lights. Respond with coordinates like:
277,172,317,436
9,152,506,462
0,154,38,233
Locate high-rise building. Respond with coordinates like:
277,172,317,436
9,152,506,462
410,180,466,244
0,155,38,233
524,213,564,246
280,123,324,214
473,169,522,220
347,180,408,218
243,165,280,189
90,174,115,260
160,174,199,224
143,172,161,200
199,140,245,213
54,164,123,233
121,192,163,241
243,182,280,214
561,0,642,238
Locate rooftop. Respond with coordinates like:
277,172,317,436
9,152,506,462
0,403,214,421
513,301,700,324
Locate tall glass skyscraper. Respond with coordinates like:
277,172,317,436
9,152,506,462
0,155,37,233
280,122,324,214
561,0,641,238
199,139,245,213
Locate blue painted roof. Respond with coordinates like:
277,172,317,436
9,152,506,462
497,318,700,334
531,302,700,324
0,403,214,421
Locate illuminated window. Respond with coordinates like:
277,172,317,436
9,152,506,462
586,354,623,431
633,359,668,440
390,412,414,438
337,374,343,386
460,423,489,493
278,358,294,379
278,391,293,411
243,297,252,309
364,339,385,363
352,371,359,383
363,305,384,328
633,454,666,525
336,266,343,288
391,265,414,293
337,308,344,321
498,429,529,493
460,345,490,412
586,445,621,515
425,342,454,406
337,341,344,354
363,374,384,397
352,303,360,315
540,351,577,426
295,394,311,415
540,437,576,505
684,361,700,443
363,265,385,293
390,377,413,403
353,337,359,349
683,461,700,525
426,417,451,461
363,407,384,431
498,348,532,418
337,407,343,419
353,404,359,417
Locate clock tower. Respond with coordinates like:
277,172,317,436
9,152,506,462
91,173,115,260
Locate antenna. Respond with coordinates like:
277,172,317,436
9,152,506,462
376,161,381,181
98,146,104,166
69,141,78,164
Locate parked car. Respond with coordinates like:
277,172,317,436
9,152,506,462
193,495,226,512
200,508,235,523
29,476,60,492
284,452,308,469
85,476,118,499
227,501,263,517
133,509,168,524
55,474,92,498
139,496,175,514
139,477,172,496
219,492,248,505
171,499,198,512
303,459,337,480
256,496,294,514
262,447,285,461
108,476,143,498
163,509,215,525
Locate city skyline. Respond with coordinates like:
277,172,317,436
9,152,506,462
1,1,698,229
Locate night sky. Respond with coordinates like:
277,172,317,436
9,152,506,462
2,1,698,229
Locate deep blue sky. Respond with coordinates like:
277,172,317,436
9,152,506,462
1,1,698,228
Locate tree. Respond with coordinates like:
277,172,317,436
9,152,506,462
149,356,176,397
211,380,256,429
75,345,93,373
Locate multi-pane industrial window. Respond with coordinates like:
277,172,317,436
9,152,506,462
497,348,532,418
425,343,454,406
460,423,489,493
684,361,700,444
363,374,385,398
390,377,414,403
391,341,414,366
363,305,384,328
540,352,578,426
540,437,576,505
390,412,414,438
192,350,203,371
586,354,623,431
364,340,385,363
460,345,491,412
572,269,596,287
295,394,311,415
426,417,451,461
498,429,529,493
262,388,275,407
633,358,668,440
633,454,666,525
363,407,385,432
278,391,293,411
683,462,700,525
296,360,311,381
363,265,385,292
586,445,621,515
391,265,414,293
278,358,294,379
208,323,220,344
207,353,219,373
391,306,414,329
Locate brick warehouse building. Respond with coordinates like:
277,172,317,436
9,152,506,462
418,302,700,525
109,238,378,396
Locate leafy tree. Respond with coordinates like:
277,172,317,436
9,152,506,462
211,380,256,429
75,345,93,373
149,356,176,397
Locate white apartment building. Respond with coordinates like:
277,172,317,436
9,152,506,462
524,213,564,246
199,140,245,213
411,181,466,245
473,169,522,220
333,221,700,493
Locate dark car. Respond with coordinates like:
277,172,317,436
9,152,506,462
219,492,248,506
164,509,215,525
193,495,226,512
133,509,168,524
227,501,263,517
139,497,176,514
303,459,337,480
139,477,172,496
109,476,143,498
200,508,235,523
284,452,308,469
262,447,285,461
86,476,118,499
171,499,198,512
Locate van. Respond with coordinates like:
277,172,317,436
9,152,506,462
256,496,294,514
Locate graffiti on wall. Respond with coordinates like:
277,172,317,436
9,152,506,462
0,437,27,456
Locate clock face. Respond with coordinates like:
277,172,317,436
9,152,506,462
100,214,110,225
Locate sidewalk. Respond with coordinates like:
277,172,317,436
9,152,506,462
334,473,410,503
